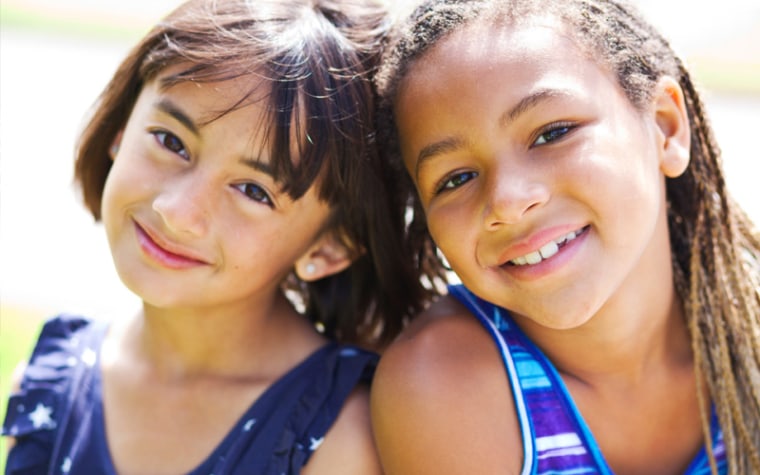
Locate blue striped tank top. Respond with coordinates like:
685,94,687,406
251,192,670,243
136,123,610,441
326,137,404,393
448,284,727,475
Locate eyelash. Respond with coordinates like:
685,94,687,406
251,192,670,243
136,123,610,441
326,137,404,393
152,130,190,160
151,130,274,208
431,121,577,196
532,121,575,147
434,170,478,195
233,183,274,207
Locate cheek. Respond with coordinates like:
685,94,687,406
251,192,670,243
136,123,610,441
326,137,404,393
426,203,475,257
100,167,126,220
100,157,168,234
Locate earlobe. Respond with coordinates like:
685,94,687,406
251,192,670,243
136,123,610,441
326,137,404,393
653,76,690,178
294,232,357,282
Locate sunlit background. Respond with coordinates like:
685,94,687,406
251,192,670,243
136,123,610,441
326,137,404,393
1,0,758,465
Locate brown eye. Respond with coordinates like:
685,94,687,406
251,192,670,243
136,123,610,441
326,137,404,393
437,171,478,194
234,182,273,208
533,123,574,146
153,130,189,160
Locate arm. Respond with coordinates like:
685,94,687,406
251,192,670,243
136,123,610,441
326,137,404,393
302,386,382,475
370,298,524,475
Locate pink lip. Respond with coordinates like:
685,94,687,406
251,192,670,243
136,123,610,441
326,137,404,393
496,225,585,265
495,225,589,281
133,220,209,269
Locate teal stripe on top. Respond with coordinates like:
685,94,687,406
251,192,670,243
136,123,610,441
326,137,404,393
448,284,727,475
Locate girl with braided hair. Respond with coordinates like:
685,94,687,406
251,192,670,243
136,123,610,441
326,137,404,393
370,0,760,473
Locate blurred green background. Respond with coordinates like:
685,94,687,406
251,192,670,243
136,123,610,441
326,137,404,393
1,0,758,471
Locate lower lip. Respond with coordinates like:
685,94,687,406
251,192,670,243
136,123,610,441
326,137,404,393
500,226,589,281
134,222,206,270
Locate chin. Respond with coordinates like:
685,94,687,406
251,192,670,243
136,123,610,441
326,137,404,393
509,300,599,332
120,280,182,309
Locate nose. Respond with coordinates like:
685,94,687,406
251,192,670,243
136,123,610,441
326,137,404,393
482,164,550,229
152,174,211,237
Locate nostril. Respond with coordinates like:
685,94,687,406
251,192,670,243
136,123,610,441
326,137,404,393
484,189,550,227
152,190,209,237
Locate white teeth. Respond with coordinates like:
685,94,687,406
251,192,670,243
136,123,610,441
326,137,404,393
524,251,542,265
539,241,559,259
509,229,581,266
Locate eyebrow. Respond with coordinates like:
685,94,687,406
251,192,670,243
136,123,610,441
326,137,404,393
154,99,277,179
413,88,572,181
155,99,199,136
415,137,466,181
499,88,572,126
239,158,276,178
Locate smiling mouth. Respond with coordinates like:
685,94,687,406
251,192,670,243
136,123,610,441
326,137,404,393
134,221,208,268
507,226,589,266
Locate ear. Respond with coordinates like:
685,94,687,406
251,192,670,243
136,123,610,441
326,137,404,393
294,232,356,282
652,76,690,178
109,130,124,160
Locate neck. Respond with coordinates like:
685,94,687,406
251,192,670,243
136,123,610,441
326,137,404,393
517,253,691,389
107,291,323,380
538,289,691,388
517,199,693,388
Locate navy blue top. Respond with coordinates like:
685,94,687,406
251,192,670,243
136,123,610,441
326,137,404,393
3,315,378,474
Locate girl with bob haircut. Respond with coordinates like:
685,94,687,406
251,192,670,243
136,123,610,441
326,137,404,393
371,0,760,473
2,0,440,473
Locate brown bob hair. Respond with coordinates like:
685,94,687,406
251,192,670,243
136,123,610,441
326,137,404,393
75,0,443,348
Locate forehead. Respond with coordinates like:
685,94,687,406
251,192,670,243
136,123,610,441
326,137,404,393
394,19,624,115
393,21,627,162
126,67,286,172
139,64,325,197
152,65,271,125
399,19,587,94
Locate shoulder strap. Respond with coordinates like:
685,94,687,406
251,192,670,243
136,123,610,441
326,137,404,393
448,284,613,475
217,344,377,475
447,284,535,475
276,344,377,473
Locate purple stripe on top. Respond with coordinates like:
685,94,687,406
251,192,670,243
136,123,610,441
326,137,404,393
448,284,726,475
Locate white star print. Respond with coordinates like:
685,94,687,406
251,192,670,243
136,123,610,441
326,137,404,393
81,348,97,367
309,436,324,451
28,403,55,429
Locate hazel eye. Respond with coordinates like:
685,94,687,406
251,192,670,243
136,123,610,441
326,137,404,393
533,123,573,146
153,130,189,160
234,182,273,207
436,171,478,194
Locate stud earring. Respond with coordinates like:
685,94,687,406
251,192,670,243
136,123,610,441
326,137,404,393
109,144,120,158
305,263,316,275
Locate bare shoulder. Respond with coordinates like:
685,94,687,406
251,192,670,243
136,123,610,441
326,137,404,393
371,295,523,474
302,385,381,475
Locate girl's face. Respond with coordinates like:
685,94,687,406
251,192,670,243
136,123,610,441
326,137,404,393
394,22,685,329
101,67,335,311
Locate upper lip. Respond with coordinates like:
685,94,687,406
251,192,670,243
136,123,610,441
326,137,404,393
491,225,586,267
134,218,211,264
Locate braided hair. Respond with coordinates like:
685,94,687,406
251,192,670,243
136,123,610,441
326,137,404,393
376,0,760,471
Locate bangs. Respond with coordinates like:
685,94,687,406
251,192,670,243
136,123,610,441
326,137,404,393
137,5,372,205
